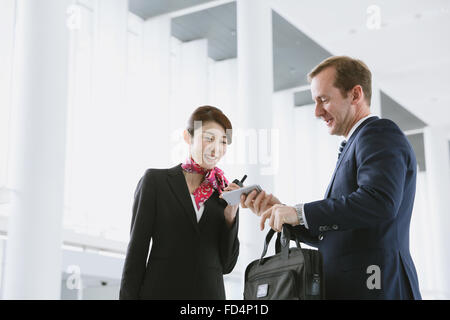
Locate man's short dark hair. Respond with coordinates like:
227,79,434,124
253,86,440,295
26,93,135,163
308,56,372,106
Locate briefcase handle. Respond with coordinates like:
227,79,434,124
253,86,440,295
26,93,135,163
259,225,301,264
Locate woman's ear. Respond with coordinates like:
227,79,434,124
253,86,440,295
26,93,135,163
183,129,191,145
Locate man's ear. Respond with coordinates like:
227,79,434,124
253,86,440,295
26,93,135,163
351,85,364,105
183,129,191,145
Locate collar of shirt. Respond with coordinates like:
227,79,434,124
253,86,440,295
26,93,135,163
344,113,377,141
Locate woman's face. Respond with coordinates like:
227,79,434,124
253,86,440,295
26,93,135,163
184,121,228,170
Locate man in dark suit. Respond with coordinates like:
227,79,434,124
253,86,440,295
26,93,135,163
241,56,421,299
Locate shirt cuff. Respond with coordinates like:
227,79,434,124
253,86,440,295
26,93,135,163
294,203,309,229
301,203,309,229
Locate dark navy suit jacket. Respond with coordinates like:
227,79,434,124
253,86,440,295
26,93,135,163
293,116,421,299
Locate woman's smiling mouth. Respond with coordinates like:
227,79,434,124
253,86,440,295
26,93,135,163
204,154,217,161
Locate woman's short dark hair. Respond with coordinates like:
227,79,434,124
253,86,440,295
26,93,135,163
187,106,233,144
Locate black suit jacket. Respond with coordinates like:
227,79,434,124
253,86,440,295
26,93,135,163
119,163,240,299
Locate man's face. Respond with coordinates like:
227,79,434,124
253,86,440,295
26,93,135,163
310,67,356,137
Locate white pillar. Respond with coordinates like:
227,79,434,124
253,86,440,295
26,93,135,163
272,90,297,206
237,0,275,188
236,0,275,272
143,15,171,168
3,0,72,299
423,125,450,299
370,80,382,117
0,0,16,189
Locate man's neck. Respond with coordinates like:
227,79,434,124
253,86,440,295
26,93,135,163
344,107,371,139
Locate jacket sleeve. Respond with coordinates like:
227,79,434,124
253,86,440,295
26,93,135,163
219,208,240,274
290,224,320,248
119,169,156,300
303,121,413,236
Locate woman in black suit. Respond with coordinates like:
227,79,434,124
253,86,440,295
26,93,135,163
119,106,240,299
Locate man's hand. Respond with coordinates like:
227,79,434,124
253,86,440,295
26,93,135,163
240,189,281,216
260,204,299,232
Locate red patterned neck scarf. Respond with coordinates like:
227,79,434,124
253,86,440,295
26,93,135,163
181,156,229,210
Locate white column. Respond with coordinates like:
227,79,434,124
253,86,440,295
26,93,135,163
169,38,209,158
272,90,297,205
0,0,16,191
236,0,275,275
237,0,275,188
423,125,450,299
3,0,72,299
370,80,382,117
143,15,171,168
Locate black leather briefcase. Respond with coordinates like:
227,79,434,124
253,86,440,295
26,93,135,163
244,225,324,300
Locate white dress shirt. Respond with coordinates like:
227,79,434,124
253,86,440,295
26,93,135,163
344,113,376,142
190,194,205,222
299,113,377,229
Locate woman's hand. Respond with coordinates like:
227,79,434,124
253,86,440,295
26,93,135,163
219,182,241,228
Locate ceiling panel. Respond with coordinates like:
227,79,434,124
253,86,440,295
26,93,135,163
171,2,237,61
381,90,427,131
170,4,333,91
273,11,331,91
129,0,215,19
294,90,314,107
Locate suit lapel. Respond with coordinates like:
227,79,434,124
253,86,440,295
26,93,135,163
324,116,379,198
167,163,200,233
